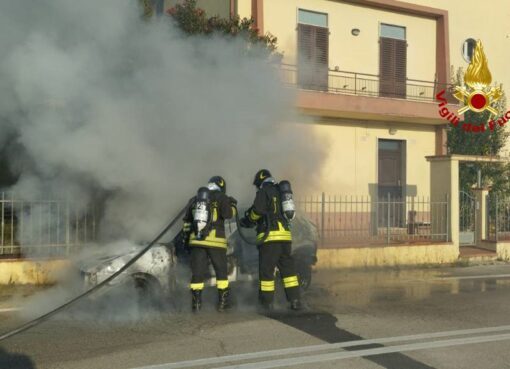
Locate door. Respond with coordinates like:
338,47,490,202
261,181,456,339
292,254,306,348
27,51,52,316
378,139,405,227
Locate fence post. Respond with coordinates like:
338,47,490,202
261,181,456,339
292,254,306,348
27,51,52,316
496,195,499,242
387,193,390,245
321,192,325,242
445,194,449,242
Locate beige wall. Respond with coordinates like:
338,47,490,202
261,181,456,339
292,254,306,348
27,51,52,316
311,120,435,196
236,0,251,19
263,0,436,82
165,0,230,17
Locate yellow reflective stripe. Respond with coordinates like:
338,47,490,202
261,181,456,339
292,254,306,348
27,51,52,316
283,276,298,283
212,207,218,222
189,229,227,248
283,276,299,288
217,280,229,289
260,280,275,291
249,209,262,221
190,283,204,290
257,222,292,242
257,231,292,242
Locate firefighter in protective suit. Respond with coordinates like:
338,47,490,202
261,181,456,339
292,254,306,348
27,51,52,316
182,176,237,312
240,169,303,311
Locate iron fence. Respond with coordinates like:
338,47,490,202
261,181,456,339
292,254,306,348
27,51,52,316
0,192,97,256
280,64,454,103
487,193,510,241
296,193,449,246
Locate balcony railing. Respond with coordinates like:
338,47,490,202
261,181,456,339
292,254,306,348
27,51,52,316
281,64,454,103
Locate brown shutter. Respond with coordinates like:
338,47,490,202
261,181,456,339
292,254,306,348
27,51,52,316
315,27,329,90
298,24,329,91
394,39,407,97
379,37,407,98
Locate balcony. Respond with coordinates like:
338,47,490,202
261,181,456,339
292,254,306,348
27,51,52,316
281,64,458,125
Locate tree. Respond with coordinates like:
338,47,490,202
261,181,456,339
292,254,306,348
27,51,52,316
447,67,510,194
165,0,281,60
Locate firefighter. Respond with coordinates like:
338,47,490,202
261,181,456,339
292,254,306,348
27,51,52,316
240,169,303,311
182,176,237,312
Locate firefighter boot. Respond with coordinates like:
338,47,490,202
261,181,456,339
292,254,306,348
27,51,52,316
217,288,232,312
258,291,274,313
191,290,202,312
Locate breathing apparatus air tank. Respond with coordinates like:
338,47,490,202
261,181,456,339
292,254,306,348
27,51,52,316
193,187,210,240
279,180,296,221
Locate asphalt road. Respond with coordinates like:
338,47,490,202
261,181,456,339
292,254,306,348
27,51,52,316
2,263,510,369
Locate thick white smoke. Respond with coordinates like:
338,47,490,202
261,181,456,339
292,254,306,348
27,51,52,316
0,0,327,244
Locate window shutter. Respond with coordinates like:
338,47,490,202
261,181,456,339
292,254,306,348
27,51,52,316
394,39,407,97
298,24,329,91
315,26,329,90
379,37,407,98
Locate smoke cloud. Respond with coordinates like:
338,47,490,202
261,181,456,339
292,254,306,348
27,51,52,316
0,0,327,244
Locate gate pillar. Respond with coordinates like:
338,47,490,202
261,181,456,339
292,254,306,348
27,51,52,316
426,156,459,248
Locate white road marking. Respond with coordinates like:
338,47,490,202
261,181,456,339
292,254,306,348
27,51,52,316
131,324,510,369
213,332,510,369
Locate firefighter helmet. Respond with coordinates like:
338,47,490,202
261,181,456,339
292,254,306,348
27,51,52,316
208,176,226,193
253,169,273,188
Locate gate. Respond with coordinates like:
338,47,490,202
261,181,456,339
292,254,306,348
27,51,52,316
459,191,476,246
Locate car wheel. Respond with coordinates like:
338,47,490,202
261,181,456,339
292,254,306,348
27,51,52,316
132,274,162,310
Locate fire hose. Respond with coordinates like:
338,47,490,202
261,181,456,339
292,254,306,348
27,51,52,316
233,205,269,247
0,204,188,342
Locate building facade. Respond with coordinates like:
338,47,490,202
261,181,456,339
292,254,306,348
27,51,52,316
160,0,510,200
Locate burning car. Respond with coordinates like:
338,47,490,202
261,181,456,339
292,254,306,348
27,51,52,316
79,214,318,303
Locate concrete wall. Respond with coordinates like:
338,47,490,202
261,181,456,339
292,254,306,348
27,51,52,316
0,259,72,285
480,240,510,261
316,243,458,269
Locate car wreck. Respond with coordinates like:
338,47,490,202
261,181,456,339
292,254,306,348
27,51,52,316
80,215,318,304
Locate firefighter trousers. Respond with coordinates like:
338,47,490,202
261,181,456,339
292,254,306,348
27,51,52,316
190,247,229,291
258,241,300,305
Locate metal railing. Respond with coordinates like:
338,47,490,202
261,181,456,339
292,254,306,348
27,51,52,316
296,193,449,246
280,64,454,103
0,193,97,257
487,194,510,241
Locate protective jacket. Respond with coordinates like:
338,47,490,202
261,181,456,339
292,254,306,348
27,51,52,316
247,182,292,243
183,191,234,249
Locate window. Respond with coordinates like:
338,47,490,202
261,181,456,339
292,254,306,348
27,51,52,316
379,24,407,98
462,38,476,63
298,9,328,28
380,24,406,40
297,9,329,91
